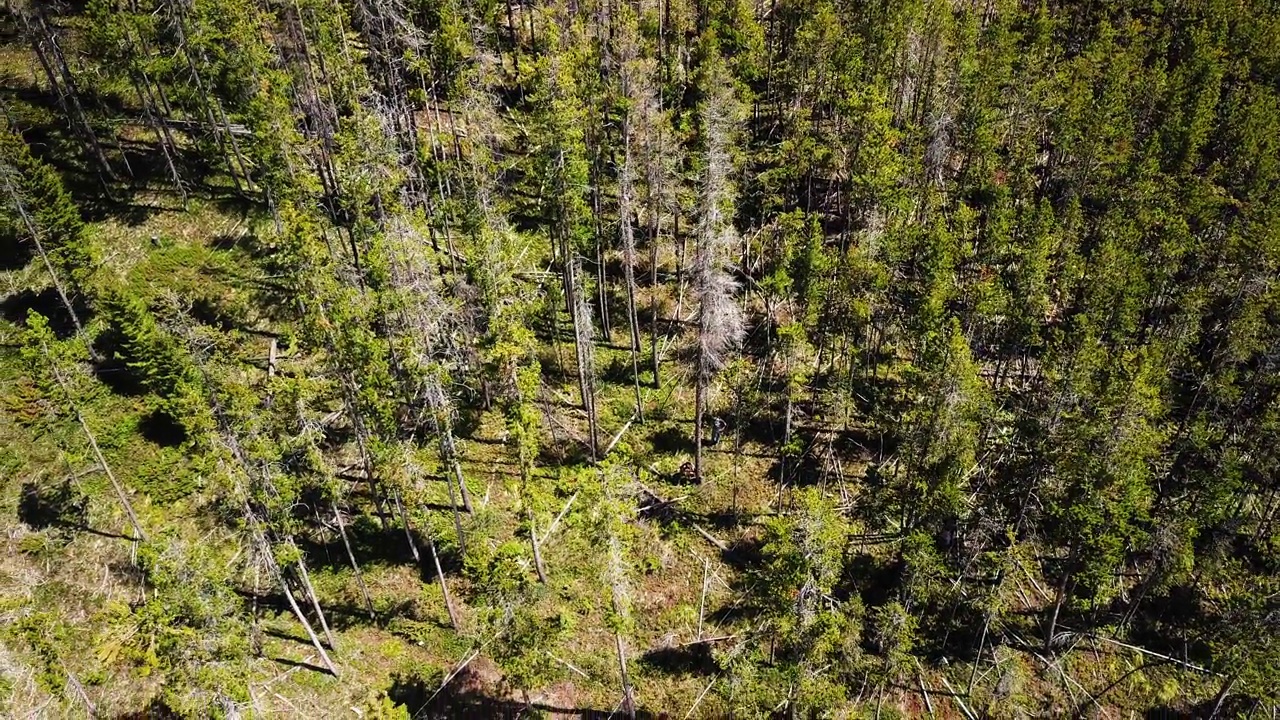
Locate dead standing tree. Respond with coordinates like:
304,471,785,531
169,312,340,676
18,313,147,543
630,59,680,391
571,257,602,460
693,61,746,481
617,46,645,421
10,1,120,184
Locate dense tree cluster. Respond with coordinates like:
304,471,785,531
2,0,1280,716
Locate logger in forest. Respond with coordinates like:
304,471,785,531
677,461,697,483
709,416,726,446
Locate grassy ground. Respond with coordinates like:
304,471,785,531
0,37,1222,720
0,195,1220,717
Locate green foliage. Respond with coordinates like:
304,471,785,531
6,610,71,695
0,124,93,287
357,689,412,720
100,535,250,715
97,289,211,445
12,0,1280,714
464,541,569,695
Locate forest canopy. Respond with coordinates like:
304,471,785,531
1,0,1279,716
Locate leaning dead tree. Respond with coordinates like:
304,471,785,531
617,50,645,421
10,0,119,183
692,61,746,481
381,215,475,525
170,310,340,676
160,0,256,194
19,313,147,543
0,152,89,343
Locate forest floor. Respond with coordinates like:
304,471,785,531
0,194,1214,718
0,31,1221,719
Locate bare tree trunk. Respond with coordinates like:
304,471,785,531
569,258,601,459
391,487,422,565
165,2,248,194
178,314,340,677
31,332,144,541
128,64,187,204
649,217,662,389
19,7,118,183
527,505,549,583
1044,569,1071,654
695,366,706,481
258,530,339,676
294,555,337,651
615,630,636,718
605,501,636,718
426,531,460,630
332,500,375,619
77,409,147,542
1208,676,1236,720
619,107,644,421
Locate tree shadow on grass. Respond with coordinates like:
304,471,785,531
296,516,420,570
0,286,85,337
248,592,399,638
0,232,33,271
268,655,331,674
537,435,592,467
387,669,666,719
112,698,183,719
16,478,140,544
137,408,186,447
647,423,694,455
639,643,718,677
18,480,87,531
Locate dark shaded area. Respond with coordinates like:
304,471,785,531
536,345,578,387
293,513,465,590
537,434,592,467
0,231,34,271
386,669,665,719
112,699,183,720
1143,695,1254,719
17,479,87,530
296,515,420,569
269,655,331,674
837,552,902,609
242,591,388,634
599,352,646,386
1142,707,1195,720
4,76,257,232
912,599,987,662
89,358,147,397
1122,583,1214,667
646,424,694,455
0,286,84,337
137,408,186,447
640,642,718,676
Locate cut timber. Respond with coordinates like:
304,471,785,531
602,415,635,458
697,557,708,640
552,654,590,679
538,491,579,549
914,658,935,717
693,524,728,551
678,634,736,647
426,649,480,707
937,676,977,720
